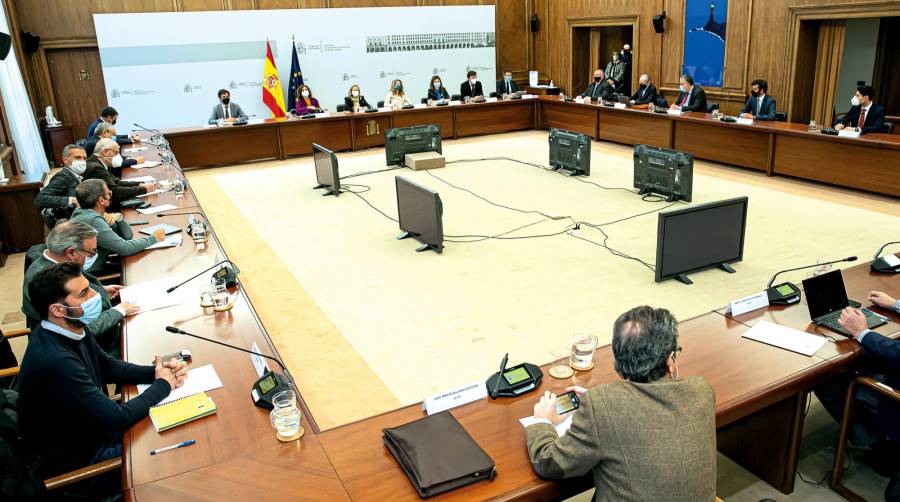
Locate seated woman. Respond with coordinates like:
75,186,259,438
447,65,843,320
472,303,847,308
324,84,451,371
427,75,450,102
384,79,412,108
343,84,370,112
295,84,322,115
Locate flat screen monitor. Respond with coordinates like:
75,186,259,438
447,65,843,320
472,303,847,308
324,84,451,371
548,128,591,176
655,196,748,284
312,143,340,196
384,125,442,166
633,144,693,202
395,176,443,254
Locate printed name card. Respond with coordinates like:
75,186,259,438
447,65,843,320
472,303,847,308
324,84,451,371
423,380,487,415
613,103,627,109
726,291,769,316
486,97,498,103
521,94,537,99
736,117,754,126
884,254,900,267
838,129,861,139
667,109,683,116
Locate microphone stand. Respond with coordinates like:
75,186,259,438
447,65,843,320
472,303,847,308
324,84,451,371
872,241,900,273
765,256,857,305
167,259,240,293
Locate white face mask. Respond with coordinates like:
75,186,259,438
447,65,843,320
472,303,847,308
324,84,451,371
679,85,686,93
111,154,123,168
469,78,477,84
351,90,359,97
301,90,310,98
851,96,860,107
69,159,87,175
82,251,99,270
433,82,442,89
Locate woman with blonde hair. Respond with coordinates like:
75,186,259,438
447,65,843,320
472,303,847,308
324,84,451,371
343,84,370,112
384,78,411,108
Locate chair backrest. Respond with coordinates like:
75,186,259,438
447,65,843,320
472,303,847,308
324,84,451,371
707,102,719,112
39,208,58,231
74,138,87,148
883,122,894,134
655,95,669,108
420,97,428,104
336,104,346,112
451,94,461,101
24,244,46,275
774,111,787,122
489,92,497,98
0,389,47,499
377,100,385,108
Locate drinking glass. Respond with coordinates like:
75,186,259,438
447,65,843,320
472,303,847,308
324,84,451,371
810,259,833,278
173,179,186,195
216,118,225,127
212,279,232,312
269,390,303,441
190,220,208,244
570,333,599,371
199,284,214,308
808,120,817,132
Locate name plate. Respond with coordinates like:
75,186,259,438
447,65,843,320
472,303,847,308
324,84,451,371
486,97,498,103
413,103,427,109
377,107,390,112
838,129,861,139
613,102,627,109
313,112,330,118
521,94,537,99
250,342,269,377
667,109,683,116
448,100,462,106
423,380,487,415
736,117,754,125
726,291,769,316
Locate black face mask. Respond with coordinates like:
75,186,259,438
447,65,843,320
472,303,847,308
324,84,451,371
750,91,759,98
221,97,230,105
594,76,601,82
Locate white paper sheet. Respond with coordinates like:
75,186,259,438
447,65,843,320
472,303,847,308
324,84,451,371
146,234,182,250
132,161,162,169
139,364,223,406
128,175,156,183
119,275,193,314
123,146,149,153
741,320,827,356
519,413,574,437
137,204,177,215
136,188,171,198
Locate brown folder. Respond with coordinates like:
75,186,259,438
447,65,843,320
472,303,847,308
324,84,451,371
382,411,496,498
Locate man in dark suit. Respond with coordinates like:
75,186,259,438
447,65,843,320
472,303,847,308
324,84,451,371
459,71,484,100
208,89,248,125
629,74,658,106
496,69,519,96
671,75,708,113
836,85,886,135
739,79,777,121
580,69,614,102
82,138,156,209
87,106,138,145
35,144,86,216
85,123,143,177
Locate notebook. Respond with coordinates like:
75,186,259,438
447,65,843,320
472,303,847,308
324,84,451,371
149,392,217,432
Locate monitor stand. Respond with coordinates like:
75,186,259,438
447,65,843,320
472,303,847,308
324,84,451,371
396,231,411,240
674,274,693,285
717,263,736,273
313,185,338,196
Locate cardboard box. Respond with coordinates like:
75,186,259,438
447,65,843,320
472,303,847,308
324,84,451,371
405,151,445,171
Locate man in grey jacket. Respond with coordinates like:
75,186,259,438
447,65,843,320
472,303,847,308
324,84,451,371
70,179,164,275
35,144,87,214
208,89,248,125
21,221,139,354
525,306,717,502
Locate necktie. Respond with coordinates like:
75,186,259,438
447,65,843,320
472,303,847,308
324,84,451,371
679,90,689,106
859,107,867,129
755,98,760,115
224,105,229,119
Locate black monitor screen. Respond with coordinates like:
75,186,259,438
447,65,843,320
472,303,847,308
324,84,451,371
655,197,748,282
802,270,849,319
395,176,443,253
312,143,340,195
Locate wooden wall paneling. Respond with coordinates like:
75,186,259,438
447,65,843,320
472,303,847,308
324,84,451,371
258,0,302,8
570,28,590,96
328,0,416,6
495,0,531,82
660,0,685,88
46,48,109,140
872,17,900,117
180,0,231,10
532,0,550,83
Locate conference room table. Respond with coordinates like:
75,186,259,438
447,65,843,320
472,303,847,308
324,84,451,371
161,96,900,197
117,124,900,500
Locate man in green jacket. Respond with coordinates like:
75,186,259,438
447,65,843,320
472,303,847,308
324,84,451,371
70,179,164,275
21,221,139,354
525,306,716,502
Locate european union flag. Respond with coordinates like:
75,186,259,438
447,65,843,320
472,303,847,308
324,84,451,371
287,38,304,112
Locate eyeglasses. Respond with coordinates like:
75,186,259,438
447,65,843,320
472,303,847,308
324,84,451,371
672,346,683,360
76,248,98,258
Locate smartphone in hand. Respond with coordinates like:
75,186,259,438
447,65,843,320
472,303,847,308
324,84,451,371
556,390,580,415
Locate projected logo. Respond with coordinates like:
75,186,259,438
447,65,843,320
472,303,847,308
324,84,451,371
183,84,192,93
296,42,307,55
111,89,120,99
365,32,495,53
229,81,237,90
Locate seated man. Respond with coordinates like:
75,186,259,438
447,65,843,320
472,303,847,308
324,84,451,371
835,85,886,135
34,144,86,217
525,306,716,502
83,138,157,209
629,74,658,106
22,221,138,352
70,179,164,275
496,69,519,96
87,106,139,145
459,71,484,100
18,262,186,490
208,88,248,125
86,123,145,178
580,69,614,102
739,79,777,121
671,74,708,112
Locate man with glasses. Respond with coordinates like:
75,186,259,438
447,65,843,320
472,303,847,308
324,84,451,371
22,221,139,354
70,179,164,275
524,306,716,502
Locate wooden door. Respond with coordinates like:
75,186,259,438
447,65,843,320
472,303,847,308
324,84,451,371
46,48,108,141
571,27,591,95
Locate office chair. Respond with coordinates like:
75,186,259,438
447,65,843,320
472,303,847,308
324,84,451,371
774,111,787,122
40,208,59,231
489,92,497,98
883,122,894,134
336,104,346,112
377,100,385,108
451,94,462,101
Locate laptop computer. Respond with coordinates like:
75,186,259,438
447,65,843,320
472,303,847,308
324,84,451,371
802,269,887,336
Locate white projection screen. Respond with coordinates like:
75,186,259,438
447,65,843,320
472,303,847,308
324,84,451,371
94,6,496,133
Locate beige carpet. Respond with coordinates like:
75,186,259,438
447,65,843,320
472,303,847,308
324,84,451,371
187,130,899,430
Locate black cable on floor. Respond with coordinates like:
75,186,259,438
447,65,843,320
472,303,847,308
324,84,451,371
568,226,656,272
340,166,406,180
341,184,398,222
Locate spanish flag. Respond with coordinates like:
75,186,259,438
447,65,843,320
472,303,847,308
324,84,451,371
262,40,287,118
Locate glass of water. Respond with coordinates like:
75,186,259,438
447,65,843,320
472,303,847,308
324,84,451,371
808,120,817,132
570,333,599,371
810,259,834,278
199,284,214,308
211,278,232,312
173,179,186,195
269,389,303,441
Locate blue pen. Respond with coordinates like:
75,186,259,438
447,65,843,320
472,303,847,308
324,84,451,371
150,439,196,455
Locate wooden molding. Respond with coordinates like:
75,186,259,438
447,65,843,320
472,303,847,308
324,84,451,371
564,15,638,95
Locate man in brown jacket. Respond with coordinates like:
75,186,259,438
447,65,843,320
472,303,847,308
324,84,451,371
525,306,716,501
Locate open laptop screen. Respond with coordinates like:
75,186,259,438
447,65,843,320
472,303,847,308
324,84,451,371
802,270,850,319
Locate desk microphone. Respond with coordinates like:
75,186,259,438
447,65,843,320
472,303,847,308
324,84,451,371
490,353,508,400
133,123,169,149
872,241,900,274
167,259,240,292
765,256,857,305
154,208,202,218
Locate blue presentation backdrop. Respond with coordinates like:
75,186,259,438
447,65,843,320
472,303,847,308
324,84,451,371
683,0,728,87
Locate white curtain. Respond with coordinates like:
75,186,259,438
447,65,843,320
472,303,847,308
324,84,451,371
0,2,48,175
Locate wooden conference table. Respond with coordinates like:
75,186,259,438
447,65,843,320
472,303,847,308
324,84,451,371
162,96,900,197
118,125,900,501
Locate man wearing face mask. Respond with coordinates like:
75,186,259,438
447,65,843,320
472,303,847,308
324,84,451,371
34,144,87,216
87,106,140,144
86,123,145,178
580,69,614,102
21,221,139,354
83,138,157,210
18,262,186,493
629,74,657,107
524,306,716,502
835,85,885,135
496,69,519,96
739,79,777,121
460,70,484,100
208,89,248,125
70,179,164,275
671,74,707,112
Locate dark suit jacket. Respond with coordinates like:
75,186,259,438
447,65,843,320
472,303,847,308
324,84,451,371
82,155,146,208
343,95,371,111
496,78,519,95
739,94,777,120
629,84,658,105
86,118,134,146
861,331,900,443
427,87,450,101
676,86,708,112
580,81,614,101
83,136,137,174
837,103,886,134
35,168,80,210
459,81,484,99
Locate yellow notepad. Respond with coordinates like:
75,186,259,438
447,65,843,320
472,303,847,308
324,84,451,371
149,392,217,432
